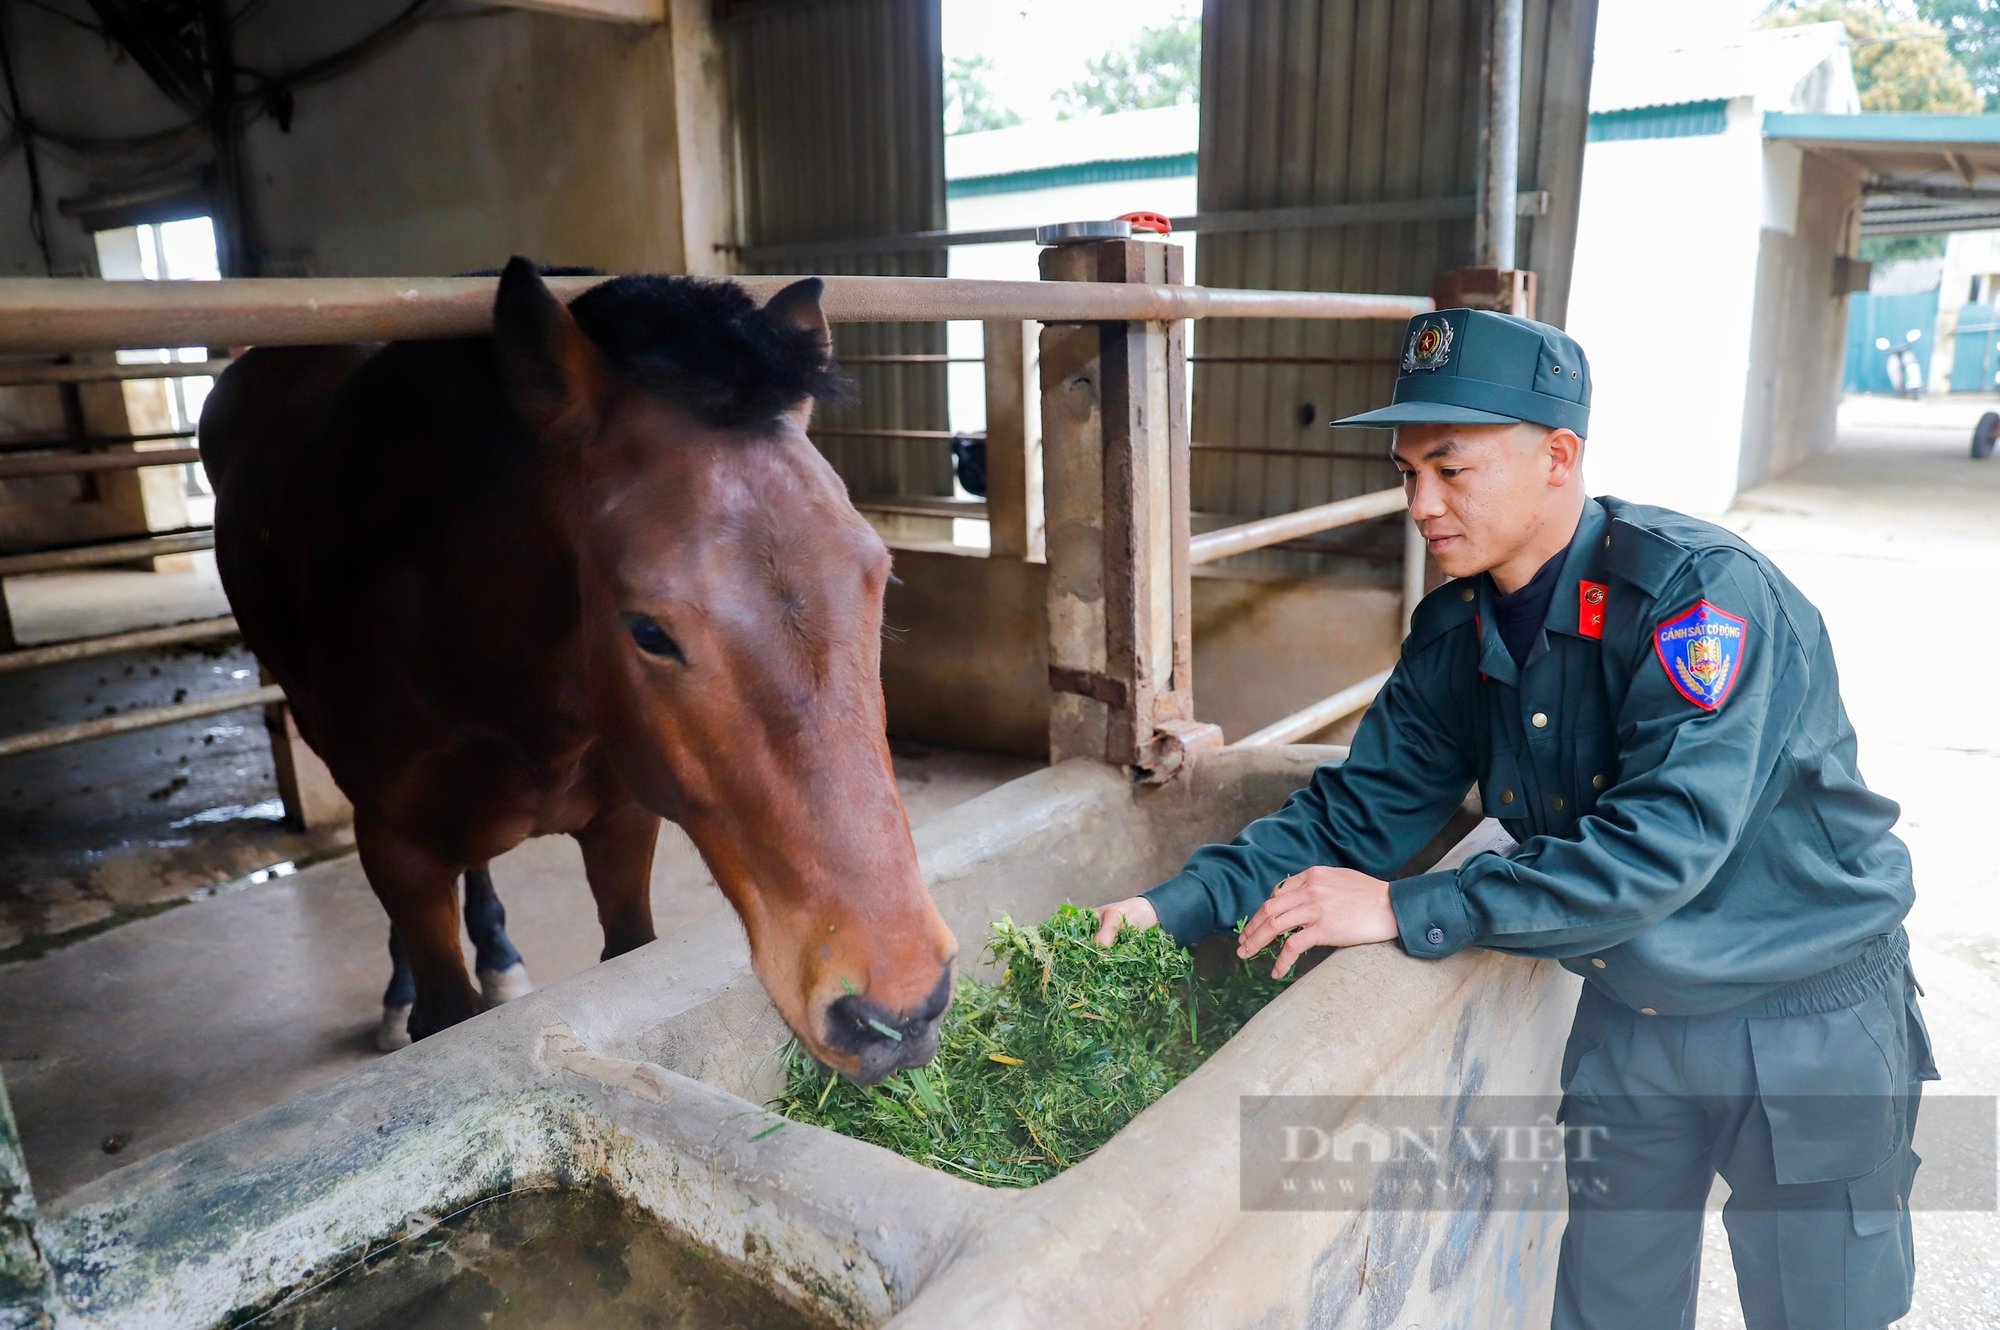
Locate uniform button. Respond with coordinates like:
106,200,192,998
1499,789,1515,805
1426,926,1445,945
1592,774,1607,790
1590,958,1607,969
1460,587,1475,602
1550,795,1566,811
1640,1007,1658,1016
1531,712,1549,728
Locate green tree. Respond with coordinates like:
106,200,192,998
1054,17,1201,118
1763,2,1983,112
946,55,1023,136
1914,0,2000,108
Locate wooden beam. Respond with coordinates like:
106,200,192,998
489,0,664,22
1947,151,1980,187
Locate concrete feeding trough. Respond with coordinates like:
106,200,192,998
13,745,1578,1330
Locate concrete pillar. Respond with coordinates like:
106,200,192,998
265,688,350,834
982,320,1043,562
0,1077,55,1330
1037,238,1219,780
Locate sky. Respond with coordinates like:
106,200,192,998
940,0,1772,128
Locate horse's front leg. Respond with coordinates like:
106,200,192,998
464,866,534,1007
354,812,482,1043
572,801,661,961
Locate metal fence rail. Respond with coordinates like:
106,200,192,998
0,275,1432,352
0,447,205,481
0,265,1428,766
0,358,232,387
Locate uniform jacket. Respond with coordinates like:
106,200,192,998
1144,496,1916,1017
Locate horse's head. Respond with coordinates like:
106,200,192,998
492,258,956,1085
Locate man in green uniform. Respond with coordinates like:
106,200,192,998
1091,309,1939,1329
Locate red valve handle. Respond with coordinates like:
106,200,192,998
1117,211,1173,236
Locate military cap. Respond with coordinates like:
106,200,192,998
1332,308,1591,437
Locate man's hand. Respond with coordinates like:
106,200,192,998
1092,895,1160,947
1235,867,1398,978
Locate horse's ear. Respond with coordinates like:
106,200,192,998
763,277,831,430
492,256,607,445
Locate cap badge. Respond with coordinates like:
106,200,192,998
1403,318,1454,373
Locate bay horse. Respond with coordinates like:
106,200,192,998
197,259,956,1085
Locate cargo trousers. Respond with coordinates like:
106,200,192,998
1552,940,1940,1330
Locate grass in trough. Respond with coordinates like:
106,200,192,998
775,903,1294,1187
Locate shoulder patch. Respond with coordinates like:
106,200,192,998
1406,579,1479,655
1652,600,1747,710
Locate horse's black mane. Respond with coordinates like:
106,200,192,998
571,275,847,431
464,264,848,432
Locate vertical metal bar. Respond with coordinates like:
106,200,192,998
981,320,1043,561
200,0,247,277
1402,516,1428,634
1482,0,1525,270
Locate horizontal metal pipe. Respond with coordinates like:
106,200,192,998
0,446,204,480
732,191,1552,263
0,429,194,454
1232,668,1393,748
1187,355,1399,366
0,357,231,386
0,276,1434,353
837,354,984,365
1188,486,1407,565
813,427,969,442
0,530,214,577
0,615,240,674
0,683,283,759
1192,444,1396,462
851,497,989,520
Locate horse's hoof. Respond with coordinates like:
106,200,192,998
375,1003,414,1052
478,963,534,1008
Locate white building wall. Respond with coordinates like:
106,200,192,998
1566,98,1769,516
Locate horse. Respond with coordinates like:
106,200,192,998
196,259,957,1085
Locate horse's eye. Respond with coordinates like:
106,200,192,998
622,613,684,663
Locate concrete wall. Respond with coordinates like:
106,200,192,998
1737,146,1859,490
1567,99,1769,516
880,549,1401,756
0,2,728,281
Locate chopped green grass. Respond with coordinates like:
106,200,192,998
773,903,1295,1187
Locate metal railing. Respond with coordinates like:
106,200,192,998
0,264,1427,769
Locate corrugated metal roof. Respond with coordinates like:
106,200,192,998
1589,21,1855,116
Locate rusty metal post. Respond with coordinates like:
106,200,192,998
1443,0,1535,318
982,320,1044,561
0,1075,56,1329
1038,238,1220,780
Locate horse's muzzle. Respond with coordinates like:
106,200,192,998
820,965,954,1086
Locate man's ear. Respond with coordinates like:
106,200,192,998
1545,427,1583,486
492,256,608,446
763,277,831,431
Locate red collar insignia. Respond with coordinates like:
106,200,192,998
1578,581,1608,641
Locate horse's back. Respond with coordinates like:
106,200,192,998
200,337,585,838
